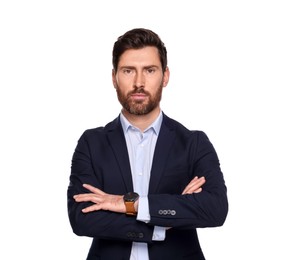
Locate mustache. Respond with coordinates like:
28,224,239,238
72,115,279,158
128,88,149,96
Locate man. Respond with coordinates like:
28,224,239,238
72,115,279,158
67,28,228,260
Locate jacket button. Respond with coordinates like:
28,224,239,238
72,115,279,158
138,232,144,238
127,232,135,238
158,210,163,215
171,210,176,215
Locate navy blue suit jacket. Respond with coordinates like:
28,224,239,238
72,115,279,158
67,113,228,260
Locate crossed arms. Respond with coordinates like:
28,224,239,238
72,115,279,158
73,176,206,214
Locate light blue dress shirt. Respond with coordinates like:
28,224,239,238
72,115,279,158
120,111,166,260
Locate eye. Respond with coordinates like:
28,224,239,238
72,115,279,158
122,68,133,74
146,68,156,74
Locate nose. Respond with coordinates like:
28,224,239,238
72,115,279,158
134,71,145,88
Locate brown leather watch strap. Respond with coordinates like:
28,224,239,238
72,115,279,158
125,201,137,215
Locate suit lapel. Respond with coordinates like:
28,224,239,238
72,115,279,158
105,114,176,194
148,116,176,193
106,118,134,192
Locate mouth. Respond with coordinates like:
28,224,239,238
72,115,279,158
130,93,147,101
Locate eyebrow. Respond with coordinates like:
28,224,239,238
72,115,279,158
119,65,160,70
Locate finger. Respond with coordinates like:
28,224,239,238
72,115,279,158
74,193,101,203
191,176,205,188
193,187,202,194
82,204,102,213
83,184,106,195
182,177,205,194
184,186,202,195
182,176,202,194
183,187,203,195
182,176,198,194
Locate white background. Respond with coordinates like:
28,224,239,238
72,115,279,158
1,1,292,259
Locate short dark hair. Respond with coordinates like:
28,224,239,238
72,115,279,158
112,28,168,72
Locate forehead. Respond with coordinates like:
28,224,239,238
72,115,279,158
118,46,161,67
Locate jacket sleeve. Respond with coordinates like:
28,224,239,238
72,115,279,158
67,130,155,243
148,131,228,229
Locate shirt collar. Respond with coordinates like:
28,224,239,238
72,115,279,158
120,110,163,136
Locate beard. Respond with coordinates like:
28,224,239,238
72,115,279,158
116,84,163,115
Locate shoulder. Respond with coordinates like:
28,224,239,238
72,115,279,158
79,116,121,140
162,113,207,139
161,114,215,155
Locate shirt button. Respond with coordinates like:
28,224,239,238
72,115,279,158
138,172,143,176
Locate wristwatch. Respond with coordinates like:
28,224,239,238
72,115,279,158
123,192,139,216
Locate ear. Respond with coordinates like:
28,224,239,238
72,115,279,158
112,69,117,88
163,67,170,87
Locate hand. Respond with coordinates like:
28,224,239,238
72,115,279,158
165,176,205,231
182,176,205,195
73,184,125,214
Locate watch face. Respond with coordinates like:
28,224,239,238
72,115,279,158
124,192,139,202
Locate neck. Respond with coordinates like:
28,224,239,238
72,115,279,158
122,107,161,132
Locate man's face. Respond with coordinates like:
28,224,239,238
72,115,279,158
112,46,169,115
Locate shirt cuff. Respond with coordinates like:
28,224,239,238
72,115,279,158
136,196,166,241
136,196,150,223
152,226,166,241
